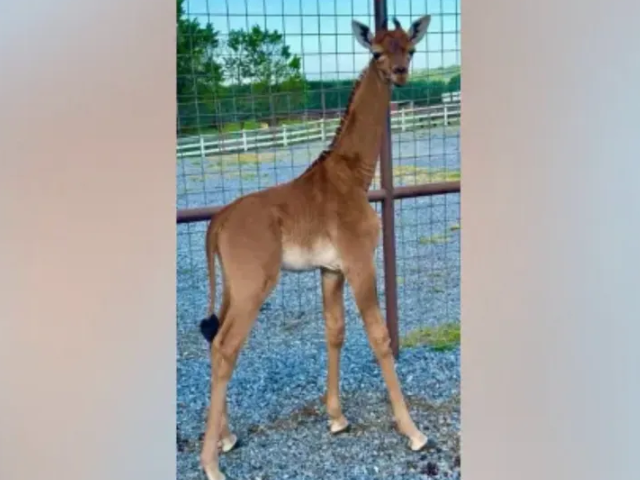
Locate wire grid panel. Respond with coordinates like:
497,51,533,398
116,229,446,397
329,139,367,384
176,0,461,346
177,1,460,478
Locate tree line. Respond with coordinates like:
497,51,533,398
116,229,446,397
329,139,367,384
177,0,460,135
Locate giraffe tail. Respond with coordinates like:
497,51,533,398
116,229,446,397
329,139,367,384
199,219,220,344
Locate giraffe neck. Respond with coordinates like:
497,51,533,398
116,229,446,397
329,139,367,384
303,60,392,190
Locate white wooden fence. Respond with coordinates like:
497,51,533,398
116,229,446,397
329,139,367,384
442,91,461,103
176,101,461,159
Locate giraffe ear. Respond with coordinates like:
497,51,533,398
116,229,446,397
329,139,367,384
408,15,431,46
352,19,373,50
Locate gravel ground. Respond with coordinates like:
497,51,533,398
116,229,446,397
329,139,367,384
177,126,461,479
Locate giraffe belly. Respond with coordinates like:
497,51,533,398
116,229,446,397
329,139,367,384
281,241,342,272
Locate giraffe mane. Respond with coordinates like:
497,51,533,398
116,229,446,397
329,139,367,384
301,63,371,175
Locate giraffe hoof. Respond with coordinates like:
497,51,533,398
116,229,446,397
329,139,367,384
409,433,434,452
218,434,239,453
203,465,226,480
329,417,350,435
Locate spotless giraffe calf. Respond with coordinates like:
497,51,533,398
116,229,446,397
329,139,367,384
197,14,433,480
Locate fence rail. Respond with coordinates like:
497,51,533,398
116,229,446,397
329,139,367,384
176,181,461,224
177,102,461,158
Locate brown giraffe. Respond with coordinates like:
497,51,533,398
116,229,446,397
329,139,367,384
198,14,433,480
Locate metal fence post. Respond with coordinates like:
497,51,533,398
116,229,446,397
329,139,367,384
242,130,248,151
374,0,400,359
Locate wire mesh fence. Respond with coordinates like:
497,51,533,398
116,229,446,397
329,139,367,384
177,0,460,478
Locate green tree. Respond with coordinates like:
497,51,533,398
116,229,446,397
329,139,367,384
223,25,305,123
224,25,301,86
447,73,461,92
176,0,223,133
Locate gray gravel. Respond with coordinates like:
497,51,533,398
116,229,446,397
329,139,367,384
177,126,461,479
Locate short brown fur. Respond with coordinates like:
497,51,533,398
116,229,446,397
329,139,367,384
199,15,432,480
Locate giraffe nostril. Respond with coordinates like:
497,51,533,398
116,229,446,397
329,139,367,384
393,66,407,75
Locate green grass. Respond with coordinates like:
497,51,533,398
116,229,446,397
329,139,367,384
219,120,265,133
180,118,304,137
372,166,460,190
178,121,267,137
223,170,271,180
400,322,460,351
179,151,277,181
419,232,451,245
395,165,460,184
208,151,277,168
411,65,460,83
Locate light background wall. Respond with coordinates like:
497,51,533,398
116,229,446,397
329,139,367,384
1,0,639,479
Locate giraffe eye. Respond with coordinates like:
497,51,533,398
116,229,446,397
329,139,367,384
408,50,416,56
373,52,382,60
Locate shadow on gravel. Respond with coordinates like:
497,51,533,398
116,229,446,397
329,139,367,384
177,391,460,479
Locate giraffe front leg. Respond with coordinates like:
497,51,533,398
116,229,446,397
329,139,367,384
344,257,429,451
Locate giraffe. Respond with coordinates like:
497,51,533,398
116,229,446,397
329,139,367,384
197,15,433,480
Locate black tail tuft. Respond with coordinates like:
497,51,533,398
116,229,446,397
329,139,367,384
199,313,220,344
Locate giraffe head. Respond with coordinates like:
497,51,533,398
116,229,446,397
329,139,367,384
352,15,431,87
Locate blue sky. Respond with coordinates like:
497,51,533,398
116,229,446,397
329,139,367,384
184,0,460,81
